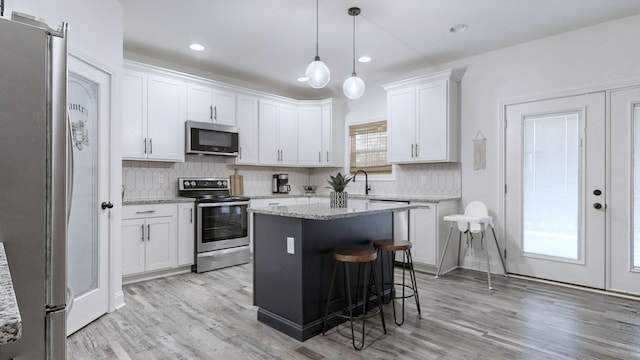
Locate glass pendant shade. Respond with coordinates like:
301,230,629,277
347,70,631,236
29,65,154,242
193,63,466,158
305,57,330,89
343,74,365,99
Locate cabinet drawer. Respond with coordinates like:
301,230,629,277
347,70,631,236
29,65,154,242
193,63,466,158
123,204,177,219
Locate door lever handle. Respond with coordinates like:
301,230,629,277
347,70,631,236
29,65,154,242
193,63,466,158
101,201,114,209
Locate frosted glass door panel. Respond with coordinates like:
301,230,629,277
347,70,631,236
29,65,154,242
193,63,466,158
68,72,99,298
522,114,579,259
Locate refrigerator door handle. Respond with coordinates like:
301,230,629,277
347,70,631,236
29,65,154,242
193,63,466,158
65,286,74,319
46,308,66,360
67,114,74,221
47,21,68,308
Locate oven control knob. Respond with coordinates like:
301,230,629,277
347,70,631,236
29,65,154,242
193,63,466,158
190,181,196,187
222,181,227,187
217,181,222,186
183,181,190,188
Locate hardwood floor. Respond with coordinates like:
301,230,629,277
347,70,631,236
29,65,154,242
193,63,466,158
67,264,640,359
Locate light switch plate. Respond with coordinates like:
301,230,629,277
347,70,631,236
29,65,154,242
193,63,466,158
287,237,295,254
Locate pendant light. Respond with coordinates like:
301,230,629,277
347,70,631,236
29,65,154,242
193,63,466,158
305,0,330,88
343,7,365,100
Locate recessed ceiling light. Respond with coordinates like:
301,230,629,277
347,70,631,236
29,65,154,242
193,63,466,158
297,76,309,82
358,56,372,63
449,24,468,33
189,43,205,51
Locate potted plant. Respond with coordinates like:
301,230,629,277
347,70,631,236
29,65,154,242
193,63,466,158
326,172,352,208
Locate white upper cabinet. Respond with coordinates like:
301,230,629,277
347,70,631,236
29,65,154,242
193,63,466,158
122,67,186,162
384,69,462,163
297,100,343,167
121,69,147,159
321,103,337,166
234,95,259,164
258,99,298,166
187,83,236,126
298,106,323,166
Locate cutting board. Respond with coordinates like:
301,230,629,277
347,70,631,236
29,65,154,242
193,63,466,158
230,169,244,195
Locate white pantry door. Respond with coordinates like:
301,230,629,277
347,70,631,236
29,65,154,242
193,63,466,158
505,93,606,288
66,55,111,335
610,87,640,294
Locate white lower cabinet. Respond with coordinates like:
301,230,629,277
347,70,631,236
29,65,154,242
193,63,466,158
407,200,460,273
122,203,194,280
177,203,195,266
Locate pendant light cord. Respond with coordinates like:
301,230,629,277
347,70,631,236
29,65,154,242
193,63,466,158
351,14,356,76
315,0,319,59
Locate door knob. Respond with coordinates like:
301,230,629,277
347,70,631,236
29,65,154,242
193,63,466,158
593,189,602,196
593,203,602,210
101,201,114,210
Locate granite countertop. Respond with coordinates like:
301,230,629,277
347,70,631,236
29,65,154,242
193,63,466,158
248,201,417,220
247,193,460,203
0,243,22,344
123,197,195,206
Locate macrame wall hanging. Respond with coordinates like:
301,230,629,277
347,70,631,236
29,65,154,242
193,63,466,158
473,131,486,170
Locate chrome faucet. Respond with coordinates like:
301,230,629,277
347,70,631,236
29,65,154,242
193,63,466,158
353,169,371,195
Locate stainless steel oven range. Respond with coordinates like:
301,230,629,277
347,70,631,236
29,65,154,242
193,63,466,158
178,178,250,273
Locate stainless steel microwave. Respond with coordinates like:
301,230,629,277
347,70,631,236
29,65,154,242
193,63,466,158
185,120,239,156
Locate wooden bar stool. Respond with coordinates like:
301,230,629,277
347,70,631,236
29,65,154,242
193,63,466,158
373,239,421,326
322,246,387,350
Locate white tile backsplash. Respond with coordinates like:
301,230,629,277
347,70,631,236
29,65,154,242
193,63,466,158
122,156,461,199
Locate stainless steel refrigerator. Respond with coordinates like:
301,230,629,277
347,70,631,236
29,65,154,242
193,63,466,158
0,13,68,360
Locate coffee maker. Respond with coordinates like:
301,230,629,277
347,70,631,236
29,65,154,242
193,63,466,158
272,174,291,194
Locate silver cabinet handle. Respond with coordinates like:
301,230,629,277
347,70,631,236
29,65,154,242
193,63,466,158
140,224,145,242
147,224,151,241
190,208,193,223
326,151,329,163
214,105,217,120
415,143,418,157
411,144,414,157
239,146,242,159
150,138,153,154
318,151,321,163
268,202,280,206
209,105,213,120
144,138,148,154
136,210,156,214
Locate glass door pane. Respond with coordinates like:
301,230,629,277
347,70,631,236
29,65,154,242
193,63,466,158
522,113,580,259
67,72,99,298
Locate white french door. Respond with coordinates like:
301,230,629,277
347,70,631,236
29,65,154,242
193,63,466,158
610,87,640,294
66,55,111,335
505,93,606,288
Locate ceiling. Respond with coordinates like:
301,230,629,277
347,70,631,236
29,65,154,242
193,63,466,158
122,0,640,100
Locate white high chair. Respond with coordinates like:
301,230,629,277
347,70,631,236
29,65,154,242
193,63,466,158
435,201,507,289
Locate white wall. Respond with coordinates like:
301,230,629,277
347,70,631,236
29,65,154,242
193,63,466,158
344,13,640,269
3,0,125,309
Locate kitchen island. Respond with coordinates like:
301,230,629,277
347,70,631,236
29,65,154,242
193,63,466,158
249,201,415,341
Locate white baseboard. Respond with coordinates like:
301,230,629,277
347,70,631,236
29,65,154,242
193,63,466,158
112,289,126,311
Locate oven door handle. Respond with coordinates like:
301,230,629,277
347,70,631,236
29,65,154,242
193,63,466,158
197,201,250,208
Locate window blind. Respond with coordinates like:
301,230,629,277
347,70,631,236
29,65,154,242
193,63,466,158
349,120,392,174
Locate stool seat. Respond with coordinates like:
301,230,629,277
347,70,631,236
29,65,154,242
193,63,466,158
373,239,412,251
333,247,377,263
